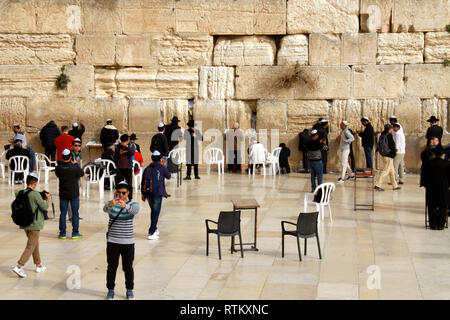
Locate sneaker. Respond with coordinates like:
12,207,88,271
106,289,114,300
12,266,26,278
36,265,46,273
374,186,384,191
126,289,135,300
147,233,159,240
346,175,355,181
183,176,191,180
58,233,66,240
195,176,200,180
337,178,344,183
71,233,83,239
155,229,160,236
393,187,401,190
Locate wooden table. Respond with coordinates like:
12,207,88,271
231,199,260,252
353,168,375,211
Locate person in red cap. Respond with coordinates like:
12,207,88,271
54,126,75,164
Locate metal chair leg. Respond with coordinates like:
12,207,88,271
296,236,302,261
217,235,221,260
231,236,234,254
239,232,244,258
304,238,307,255
316,234,322,259
206,232,209,256
281,232,285,258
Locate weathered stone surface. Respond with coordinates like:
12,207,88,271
82,0,122,34
309,34,341,66
256,100,287,131
123,7,175,34
63,65,94,98
377,33,424,64
81,97,128,133
425,32,450,63
76,35,115,66
342,33,377,65
254,0,287,34
116,68,157,98
236,66,352,100
153,34,213,67
277,35,308,66
405,64,450,98
392,0,449,32
26,97,82,129
193,99,226,133
0,34,75,65
214,36,276,66
330,100,362,133
422,98,448,133
116,35,152,67
199,67,234,100
36,0,81,34
396,97,421,133
94,68,117,97
0,98,26,131
287,100,328,133
226,100,253,132
0,1,36,33
163,100,189,127
353,65,404,99
287,0,359,34
360,0,393,32
129,99,162,133
362,99,397,132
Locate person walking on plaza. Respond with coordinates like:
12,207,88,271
68,120,85,142
184,120,203,180
374,124,400,191
298,129,310,173
103,181,139,300
113,134,135,201
392,123,406,185
357,117,374,169
425,116,443,146
100,119,119,152
6,139,31,184
141,151,171,240
39,120,60,162
150,123,169,164
307,129,326,192
12,173,51,278
336,121,355,183
54,126,74,164
55,149,84,239
422,145,450,230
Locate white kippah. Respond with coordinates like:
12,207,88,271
106,118,112,122
390,115,397,119
117,180,128,186
362,116,369,121
13,123,19,127
343,120,349,126
320,119,328,123
62,149,71,156
153,150,161,156
158,122,164,128
29,173,39,180
74,138,81,143
311,129,318,135
73,122,78,127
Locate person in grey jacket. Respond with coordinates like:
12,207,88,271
336,121,355,183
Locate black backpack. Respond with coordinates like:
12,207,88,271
11,190,38,227
376,134,391,156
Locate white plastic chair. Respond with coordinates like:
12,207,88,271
35,153,56,185
8,156,29,185
133,160,143,192
248,144,266,176
304,183,336,222
266,147,282,175
96,158,117,191
83,163,104,198
168,147,186,187
0,151,6,179
204,148,225,175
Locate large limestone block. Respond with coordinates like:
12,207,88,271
0,1,36,33
36,0,81,34
129,99,162,133
163,100,189,127
123,7,175,34
116,35,152,67
76,35,115,66
425,32,450,63
422,98,448,133
287,0,360,34
64,65,95,98
0,34,75,65
254,0,287,34
277,35,308,66
405,64,450,98
116,68,158,98
330,100,362,133
199,67,234,100
256,100,287,132
213,36,276,66
396,97,421,133
82,0,122,34
153,34,213,67
156,68,199,99
94,68,117,97
342,33,377,65
353,65,404,99
362,99,397,132
392,0,450,32
80,97,129,134
287,100,329,133
309,34,341,66
26,97,83,129
193,99,226,133
377,33,424,64
226,100,253,132
0,98,26,131
360,0,393,33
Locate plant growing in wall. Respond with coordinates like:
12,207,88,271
444,59,450,67
275,62,318,90
446,25,450,32
55,66,70,90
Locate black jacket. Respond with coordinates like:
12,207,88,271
40,121,61,147
379,131,396,159
164,123,182,151
306,139,325,161
359,122,374,148
55,162,84,200
150,133,169,156
423,157,450,208
6,146,31,170
113,143,135,170
426,125,443,142
279,146,290,167
420,145,439,187
69,124,85,141
100,125,119,147
298,130,309,152
184,128,203,164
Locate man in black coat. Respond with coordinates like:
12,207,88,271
357,117,375,169
298,129,310,173
423,145,450,230
425,116,443,146
100,119,119,152
184,120,203,180
164,117,182,152
317,120,329,173
113,134,135,201
40,120,60,162
6,139,31,183
69,120,85,142
420,136,440,187
150,123,169,162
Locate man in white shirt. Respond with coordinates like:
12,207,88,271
336,121,355,183
392,123,406,184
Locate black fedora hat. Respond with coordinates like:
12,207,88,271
187,119,195,127
427,116,439,122
171,116,179,123
130,133,137,140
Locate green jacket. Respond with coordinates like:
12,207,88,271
15,189,49,231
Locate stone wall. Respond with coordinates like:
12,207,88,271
0,0,449,171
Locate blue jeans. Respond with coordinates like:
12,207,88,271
147,195,163,235
309,160,323,191
59,197,80,235
364,147,373,169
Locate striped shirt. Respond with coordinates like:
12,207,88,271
103,201,139,245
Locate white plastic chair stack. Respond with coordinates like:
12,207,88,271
35,153,56,185
248,145,266,176
204,148,224,175
83,163,104,198
133,160,143,192
266,147,282,175
96,159,116,191
304,182,336,222
0,151,5,179
8,156,29,185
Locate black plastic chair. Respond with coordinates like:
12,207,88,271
205,210,243,260
281,211,322,261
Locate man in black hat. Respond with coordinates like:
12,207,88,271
184,120,203,180
165,116,182,152
357,117,375,169
425,116,443,145
100,119,119,152
113,134,135,201
129,133,141,154
150,123,170,165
